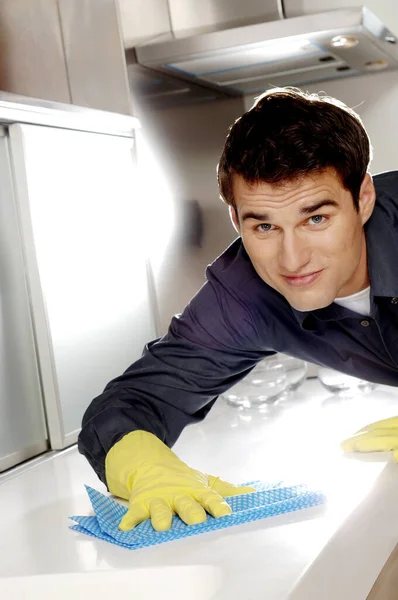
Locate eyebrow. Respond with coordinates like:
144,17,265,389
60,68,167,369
241,199,339,222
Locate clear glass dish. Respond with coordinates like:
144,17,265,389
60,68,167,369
317,367,377,397
275,354,308,391
221,359,288,409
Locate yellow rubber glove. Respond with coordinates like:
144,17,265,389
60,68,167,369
105,430,255,532
341,416,398,461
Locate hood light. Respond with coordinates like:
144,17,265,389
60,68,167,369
364,59,388,71
331,35,359,48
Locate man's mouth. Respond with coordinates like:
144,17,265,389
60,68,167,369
283,270,323,287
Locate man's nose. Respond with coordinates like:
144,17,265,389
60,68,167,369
278,233,311,273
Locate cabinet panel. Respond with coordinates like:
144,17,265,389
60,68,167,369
9,124,156,448
0,0,70,102
0,131,48,471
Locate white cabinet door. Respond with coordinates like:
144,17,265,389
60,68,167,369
9,124,157,449
0,129,48,471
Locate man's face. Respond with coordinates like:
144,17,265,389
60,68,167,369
231,169,376,312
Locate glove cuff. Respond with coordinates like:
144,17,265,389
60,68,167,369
105,430,177,499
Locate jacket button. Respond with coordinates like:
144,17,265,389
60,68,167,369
361,320,370,327
392,297,398,304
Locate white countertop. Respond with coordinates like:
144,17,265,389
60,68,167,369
1,378,398,599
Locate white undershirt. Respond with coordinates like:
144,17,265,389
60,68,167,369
334,286,371,316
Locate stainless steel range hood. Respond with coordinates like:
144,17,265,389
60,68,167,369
132,7,398,98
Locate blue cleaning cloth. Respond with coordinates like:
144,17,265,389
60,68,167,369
69,482,326,550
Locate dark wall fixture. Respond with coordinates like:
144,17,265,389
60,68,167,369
180,199,204,248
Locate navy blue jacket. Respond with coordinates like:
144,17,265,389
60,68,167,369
78,171,398,485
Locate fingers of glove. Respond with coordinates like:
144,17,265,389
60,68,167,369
119,503,150,531
341,431,398,453
149,497,174,532
173,494,207,526
208,475,256,497
195,488,232,519
356,417,398,434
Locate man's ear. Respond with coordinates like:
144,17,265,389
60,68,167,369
229,205,240,233
358,172,376,225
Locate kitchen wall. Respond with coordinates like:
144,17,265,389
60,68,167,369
132,96,245,334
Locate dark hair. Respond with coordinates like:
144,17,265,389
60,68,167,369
217,87,372,212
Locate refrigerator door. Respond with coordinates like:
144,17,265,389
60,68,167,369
0,129,48,471
8,123,156,449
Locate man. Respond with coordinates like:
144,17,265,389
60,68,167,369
78,88,398,533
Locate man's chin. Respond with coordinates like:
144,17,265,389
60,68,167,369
287,296,333,312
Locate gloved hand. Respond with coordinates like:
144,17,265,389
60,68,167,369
105,430,255,532
341,416,398,460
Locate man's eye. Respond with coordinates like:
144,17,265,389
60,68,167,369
256,223,273,232
308,215,325,225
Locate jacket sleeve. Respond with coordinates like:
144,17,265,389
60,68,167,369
77,272,273,486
